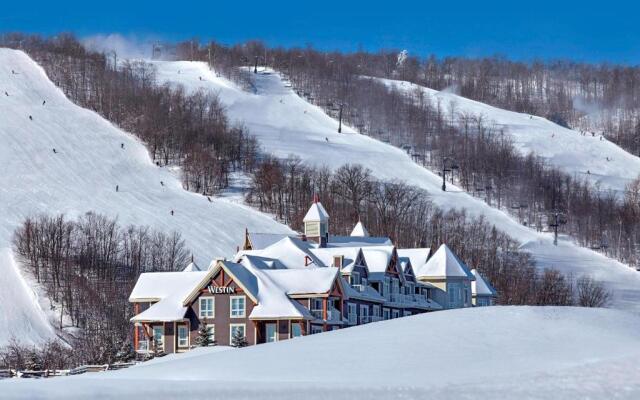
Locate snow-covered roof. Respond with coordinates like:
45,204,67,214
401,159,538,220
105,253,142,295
418,244,475,279
340,277,385,303
361,246,395,274
262,268,339,295
183,261,201,272
247,232,295,250
238,236,324,269
310,247,362,272
471,269,497,297
303,201,329,222
350,221,369,237
328,235,392,248
129,271,209,322
129,271,208,302
397,248,431,273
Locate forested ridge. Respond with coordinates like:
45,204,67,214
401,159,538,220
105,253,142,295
176,40,640,269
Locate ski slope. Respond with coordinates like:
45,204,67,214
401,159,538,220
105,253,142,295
152,61,640,311
0,49,292,346
3,307,640,399
376,77,640,194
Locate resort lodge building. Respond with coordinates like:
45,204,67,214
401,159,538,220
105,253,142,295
129,199,497,354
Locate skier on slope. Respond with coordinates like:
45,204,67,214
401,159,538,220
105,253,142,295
116,185,119,192
52,148,57,154
207,196,212,203
29,115,32,120
170,210,174,216
160,181,164,186
42,100,46,106
121,143,125,149
4,91,8,96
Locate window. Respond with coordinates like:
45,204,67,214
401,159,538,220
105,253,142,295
373,305,380,318
153,326,164,351
392,309,400,319
177,325,189,348
448,284,457,304
360,305,369,323
291,323,302,338
265,323,278,343
464,288,469,304
230,324,246,344
361,277,368,287
383,278,390,298
383,308,390,320
310,325,323,334
392,278,399,294
230,296,246,318
199,297,214,318
351,271,360,285
207,325,215,343
333,255,343,268
348,303,357,324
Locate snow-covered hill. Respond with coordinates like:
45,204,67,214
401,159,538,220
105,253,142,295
151,61,640,311
376,77,640,194
3,307,639,399
0,49,292,346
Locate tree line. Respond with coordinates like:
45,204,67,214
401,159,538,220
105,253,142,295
7,212,189,367
186,41,640,269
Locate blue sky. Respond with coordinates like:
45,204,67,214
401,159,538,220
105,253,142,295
2,0,639,63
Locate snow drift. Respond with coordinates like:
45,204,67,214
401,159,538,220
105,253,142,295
2,307,639,399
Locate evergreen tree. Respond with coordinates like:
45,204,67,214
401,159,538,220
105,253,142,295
114,338,135,363
195,321,216,347
25,349,43,371
231,329,248,348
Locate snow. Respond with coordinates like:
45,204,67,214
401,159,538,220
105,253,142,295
377,77,640,194
397,248,432,273
3,307,639,399
471,269,498,296
350,220,369,237
150,61,640,311
0,49,292,346
182,261,201,272
239,236,323,269
419,244,475,279
303,201,329,222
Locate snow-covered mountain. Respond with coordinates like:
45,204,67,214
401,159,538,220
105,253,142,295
0,49,292,346
151,61,640,311
376,77,640,194
3,306,639,399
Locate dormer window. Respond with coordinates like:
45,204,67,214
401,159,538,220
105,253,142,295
333,255,343,268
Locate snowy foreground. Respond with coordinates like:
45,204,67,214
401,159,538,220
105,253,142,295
152,61,640,311
3,307,640,400
0,49,292,346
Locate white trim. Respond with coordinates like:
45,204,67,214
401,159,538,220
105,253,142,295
199,296,215,319
230,323,246,345
265,322,278,343
230,295,246,318
177,323,190,348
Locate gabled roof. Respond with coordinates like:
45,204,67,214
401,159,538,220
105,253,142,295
129,271,208,302
129,271,208,322
418,244,475,280
247,232,295,250
310,246,364,273
397,248,431,273
183,260,314,320
262,267,340,295
350,221,369,237
327,235,392,248
471,269,497,297
238,236,325,269
303,201,329,222
183,261,201,272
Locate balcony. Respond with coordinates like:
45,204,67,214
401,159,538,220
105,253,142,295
311,308,342,322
